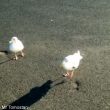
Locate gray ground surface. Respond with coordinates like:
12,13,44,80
0,0,110,110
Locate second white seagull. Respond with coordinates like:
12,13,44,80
62,50,83,79
9,36,24,60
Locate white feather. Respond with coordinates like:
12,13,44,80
9,37,24,53
62,50,83,70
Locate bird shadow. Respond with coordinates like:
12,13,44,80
0,50,9,54
5,79,66,110
0,50,13,65
0,59,12,65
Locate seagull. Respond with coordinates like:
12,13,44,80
61,50,83,79
9,36,24,60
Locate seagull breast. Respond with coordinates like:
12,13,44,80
62,51,83,71
9,40,24,53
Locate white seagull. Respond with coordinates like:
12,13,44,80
62,50,83,79
9,36,24,60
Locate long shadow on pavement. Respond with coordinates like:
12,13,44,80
0,50,12,65
4,79,66,110
0,59,12,65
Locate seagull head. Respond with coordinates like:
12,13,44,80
76,50,83,60
9,36,18,43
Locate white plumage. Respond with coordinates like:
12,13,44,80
9,36,24,60
62,50,83,71
9,37,24,53
61,50,83,79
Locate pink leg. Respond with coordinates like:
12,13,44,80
20,50,24,57
63,70,74,79
13,53,18,60
68,71,74,79
63,71,69,77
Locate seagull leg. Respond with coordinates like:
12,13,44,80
63,70,74,79
63,71,69,77
20,50,24,57
69,71,74,79
14,53,18,60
